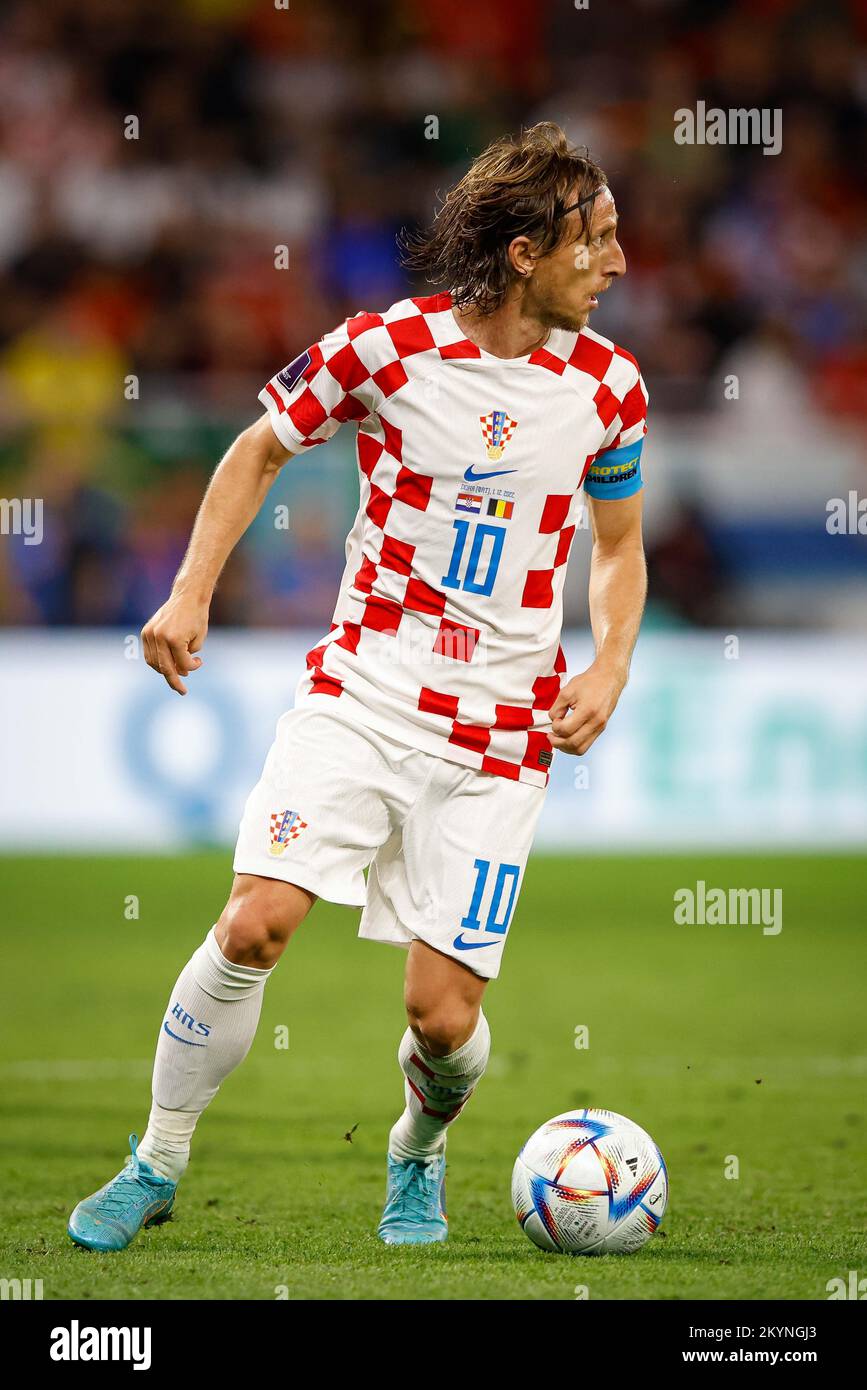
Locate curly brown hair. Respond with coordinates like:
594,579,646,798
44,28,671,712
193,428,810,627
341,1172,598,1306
399,122,607,315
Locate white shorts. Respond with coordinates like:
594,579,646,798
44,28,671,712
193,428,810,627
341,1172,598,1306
233,706,547,980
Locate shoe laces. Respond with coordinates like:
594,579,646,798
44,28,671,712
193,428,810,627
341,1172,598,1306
98,1135,165,1216
394,1158,442,1221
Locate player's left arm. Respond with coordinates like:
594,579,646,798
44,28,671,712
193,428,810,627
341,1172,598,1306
548,490,646,756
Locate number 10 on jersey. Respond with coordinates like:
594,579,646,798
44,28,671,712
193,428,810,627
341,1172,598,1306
442,519,505,597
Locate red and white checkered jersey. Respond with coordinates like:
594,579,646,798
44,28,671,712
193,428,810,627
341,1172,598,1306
259,291,648,788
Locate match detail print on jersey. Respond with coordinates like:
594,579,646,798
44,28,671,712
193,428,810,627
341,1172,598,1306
259,292,647,788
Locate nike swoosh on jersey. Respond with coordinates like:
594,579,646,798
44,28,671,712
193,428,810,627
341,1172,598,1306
462,465,518,483
452,933,499,951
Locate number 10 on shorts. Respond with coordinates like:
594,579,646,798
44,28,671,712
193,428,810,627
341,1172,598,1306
461,858,521,936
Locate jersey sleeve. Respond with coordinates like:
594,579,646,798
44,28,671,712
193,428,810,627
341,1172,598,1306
259,318,375,454
583,357,648,501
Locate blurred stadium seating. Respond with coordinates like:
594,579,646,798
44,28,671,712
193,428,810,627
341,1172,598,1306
0,0,864,633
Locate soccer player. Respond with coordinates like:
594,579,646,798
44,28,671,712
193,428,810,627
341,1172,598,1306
68,123,647,1250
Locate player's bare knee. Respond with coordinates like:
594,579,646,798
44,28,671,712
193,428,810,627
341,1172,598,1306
216,878,312,967
406,1000,478,1058
216,900,284,967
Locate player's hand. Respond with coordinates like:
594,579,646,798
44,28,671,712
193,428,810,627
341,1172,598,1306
547,660,627,756
141,591,209,695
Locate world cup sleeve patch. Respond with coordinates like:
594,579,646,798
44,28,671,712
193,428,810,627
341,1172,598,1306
583,439,644,500
276,350,312,394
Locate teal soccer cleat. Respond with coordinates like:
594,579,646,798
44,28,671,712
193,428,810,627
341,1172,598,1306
377,1152,448,1246
68,1134,176,1252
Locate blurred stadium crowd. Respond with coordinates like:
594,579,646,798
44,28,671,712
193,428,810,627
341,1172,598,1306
0,0,865,630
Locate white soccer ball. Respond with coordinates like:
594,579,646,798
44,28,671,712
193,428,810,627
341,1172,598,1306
512,1107,668,1254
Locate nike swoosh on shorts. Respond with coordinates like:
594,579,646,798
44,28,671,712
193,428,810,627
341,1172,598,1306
452,934,499,951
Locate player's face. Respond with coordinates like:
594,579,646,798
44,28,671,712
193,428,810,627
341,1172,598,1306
526,186,626,332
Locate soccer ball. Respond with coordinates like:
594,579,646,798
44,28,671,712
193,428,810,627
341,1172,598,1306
512,1107,668,1254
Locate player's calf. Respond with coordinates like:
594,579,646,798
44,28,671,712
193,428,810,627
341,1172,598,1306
390,1011,491,1161
378,1010,491,1245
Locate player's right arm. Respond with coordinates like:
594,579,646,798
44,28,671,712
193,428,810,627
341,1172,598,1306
143,317,372,693
141,413,292,694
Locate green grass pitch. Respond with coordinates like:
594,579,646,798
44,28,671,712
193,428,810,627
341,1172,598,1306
1,852,865,1301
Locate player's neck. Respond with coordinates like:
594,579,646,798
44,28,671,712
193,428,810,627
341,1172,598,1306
451,298,551,360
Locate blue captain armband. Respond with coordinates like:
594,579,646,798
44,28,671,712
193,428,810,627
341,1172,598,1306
583,439,644,500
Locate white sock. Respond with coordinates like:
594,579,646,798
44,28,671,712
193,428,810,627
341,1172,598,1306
388,1012,491,1161
137,927,273,1182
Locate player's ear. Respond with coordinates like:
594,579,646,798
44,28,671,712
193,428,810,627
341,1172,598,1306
508,236,535,278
